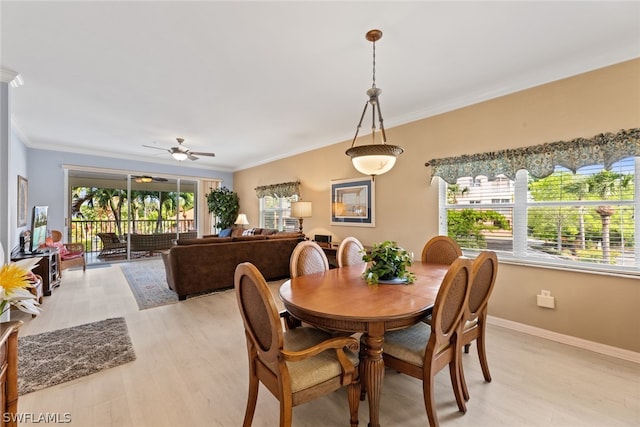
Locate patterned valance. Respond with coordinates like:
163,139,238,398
425,128,640,184
254,181,300,198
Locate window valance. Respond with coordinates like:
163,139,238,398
425,128,640,184
254,181,300,198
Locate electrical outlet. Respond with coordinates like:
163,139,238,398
537,291,555,309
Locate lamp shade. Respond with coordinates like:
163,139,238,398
234,213,249,225
290,201,312,218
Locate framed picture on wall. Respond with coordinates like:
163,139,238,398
330,177,375,227
17,175,28,227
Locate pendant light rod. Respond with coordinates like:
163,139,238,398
346,29,404,178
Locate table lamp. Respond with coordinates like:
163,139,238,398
290,201,312,234
234,213,249,229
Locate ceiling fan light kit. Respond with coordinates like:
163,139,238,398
133,175,168,183
142,137,215,162
172,151,189,161
346,29,404,178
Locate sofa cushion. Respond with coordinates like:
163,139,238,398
267,232,302,239
218,228,232,237
231,227,245,237
232,235,267,242
177,237,233,245
242,228,257,236
61,251,83,260
259,228,278,235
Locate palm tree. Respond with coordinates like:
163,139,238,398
447,184,468,204
587,171,633,263
72,187,127,235
565,177,590,250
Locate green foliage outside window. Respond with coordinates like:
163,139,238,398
447,209,510,249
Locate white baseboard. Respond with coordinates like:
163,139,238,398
487,315,640,364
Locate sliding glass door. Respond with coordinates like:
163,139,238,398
67,169,199,264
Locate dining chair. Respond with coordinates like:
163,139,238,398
289,240,330,278
337,236,365,268
286,241,333,331
459,250,498,401
234,262,361,427
421,235,463,265
381,257,473,427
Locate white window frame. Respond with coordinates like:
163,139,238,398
259,195,299,231
439,158,640,276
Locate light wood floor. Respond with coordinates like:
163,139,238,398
11,263,640,427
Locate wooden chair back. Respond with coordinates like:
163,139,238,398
459,251,498,399
421,235,462,265
235,262,283,370
382,257,473,427
337,237,365,268
234,262,361,427
289,241,329,278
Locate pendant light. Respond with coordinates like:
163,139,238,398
346,29,403,178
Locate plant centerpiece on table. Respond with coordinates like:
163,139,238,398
206,186,240,230
361,240,416,285
0,257,42,319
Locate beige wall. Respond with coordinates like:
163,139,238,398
234,58,640,353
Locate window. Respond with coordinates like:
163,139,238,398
259,195,299,231
440,156,638,273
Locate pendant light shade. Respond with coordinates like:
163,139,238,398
346,29,403,177
346,144,404,176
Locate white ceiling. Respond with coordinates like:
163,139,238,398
2,1,639,172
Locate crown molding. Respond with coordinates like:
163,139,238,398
0,69,23,86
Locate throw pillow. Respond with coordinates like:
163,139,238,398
219,228,232,237
242,228,256,236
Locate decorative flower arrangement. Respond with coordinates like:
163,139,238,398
0,257,42,318
361,240,416,285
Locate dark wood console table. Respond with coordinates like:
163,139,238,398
11,248,61,296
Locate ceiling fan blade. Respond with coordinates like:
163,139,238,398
187,154,199,161
142,144,170,152
189,151,216,157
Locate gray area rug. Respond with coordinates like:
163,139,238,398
120,258,242,309
18,317,136,395
120,259,178,310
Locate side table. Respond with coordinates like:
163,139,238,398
316,242,340,268
11,248,61,296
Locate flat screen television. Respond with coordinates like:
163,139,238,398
30,205,49,253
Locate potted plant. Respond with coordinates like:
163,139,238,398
361,240,416,285
206,187,240,230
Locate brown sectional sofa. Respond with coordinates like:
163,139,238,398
129,232,197,254
161,229,303,300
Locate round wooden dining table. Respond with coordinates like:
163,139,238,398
279,262,450,427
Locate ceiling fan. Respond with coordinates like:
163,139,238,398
142,138,216,161
132,175,168,183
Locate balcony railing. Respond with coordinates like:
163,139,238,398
67,219,196,253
